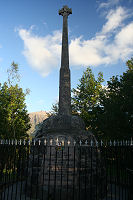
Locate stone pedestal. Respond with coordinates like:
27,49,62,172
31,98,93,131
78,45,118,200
26,115,106,200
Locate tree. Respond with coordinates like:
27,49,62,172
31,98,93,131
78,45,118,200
0,62,31,139
7,61,20,85
49,101,59,116
94,58,133,140
72,67,104,129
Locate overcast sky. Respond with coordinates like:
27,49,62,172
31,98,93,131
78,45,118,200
0,0,133,112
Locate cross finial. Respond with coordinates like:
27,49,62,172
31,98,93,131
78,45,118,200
59,5,72,17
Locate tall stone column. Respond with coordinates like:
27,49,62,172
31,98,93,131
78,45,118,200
59,6,72,115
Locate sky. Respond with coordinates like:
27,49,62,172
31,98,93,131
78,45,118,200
0,0,133,113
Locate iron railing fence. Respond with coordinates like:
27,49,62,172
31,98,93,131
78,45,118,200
0,139,133,200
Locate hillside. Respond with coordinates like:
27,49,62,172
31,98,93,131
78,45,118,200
27,111,48,137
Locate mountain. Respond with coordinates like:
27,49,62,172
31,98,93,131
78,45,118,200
27,111,48,137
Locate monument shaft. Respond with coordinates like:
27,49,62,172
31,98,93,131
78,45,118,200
59,6,72,115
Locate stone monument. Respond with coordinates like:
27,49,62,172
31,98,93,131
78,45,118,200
26,6,106,200
35,5,92,142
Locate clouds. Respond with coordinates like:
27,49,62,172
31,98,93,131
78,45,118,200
101,7,129,34
106,22,133,60
18,29,61,77
98,0,132,9
69,36,109,66
70,6,133,67
98,0,120,9
18,5,133,77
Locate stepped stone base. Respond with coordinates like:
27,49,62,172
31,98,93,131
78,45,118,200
35,114,86,138
26,114,106,200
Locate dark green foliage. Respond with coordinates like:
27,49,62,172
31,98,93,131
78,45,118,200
49,101,59,116
0,62,31,139
94,58,133,140
72,67,104,129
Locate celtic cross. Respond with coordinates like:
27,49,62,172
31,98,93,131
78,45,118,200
58,6,72,115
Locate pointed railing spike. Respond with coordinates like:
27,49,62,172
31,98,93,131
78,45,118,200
56,138,59,145
44,139,46,145
67,140,70,146
50,139,52,146
39,140,41,145
79,140,82,146
1,138,133,147
85,140,88,145
100,140,103,146
96,140,98,147
125,140,127,146
33,140,36,146
131,138,133,146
